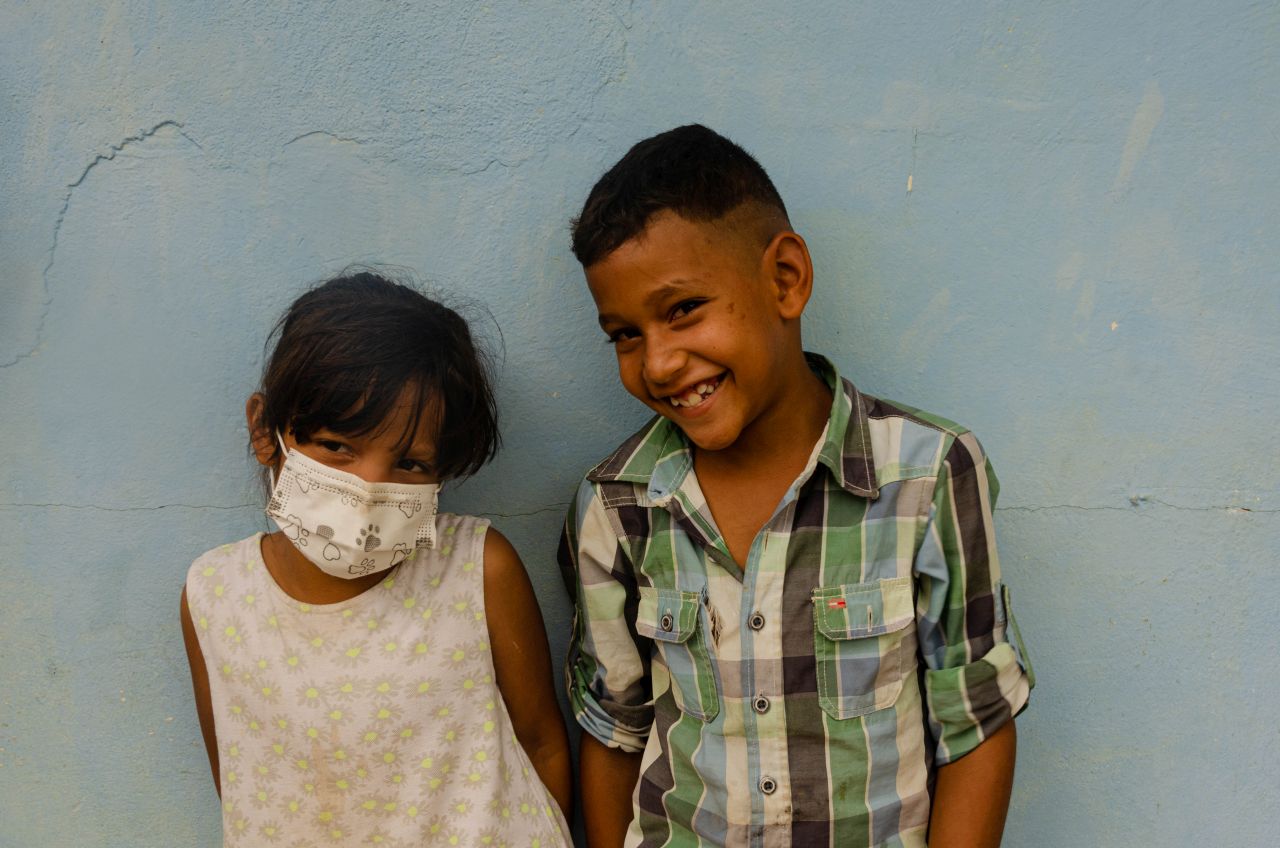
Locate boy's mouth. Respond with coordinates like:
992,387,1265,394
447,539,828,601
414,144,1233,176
667,375,722,409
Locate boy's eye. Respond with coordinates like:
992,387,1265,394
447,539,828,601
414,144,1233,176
669,299,704,320
605,327,639,345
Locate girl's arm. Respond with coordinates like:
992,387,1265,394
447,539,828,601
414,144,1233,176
483,528,573,819
179,588,221,796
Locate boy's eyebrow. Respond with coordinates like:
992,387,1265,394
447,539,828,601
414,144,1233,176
596,280,703,327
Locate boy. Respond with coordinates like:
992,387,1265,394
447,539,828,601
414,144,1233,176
559,125,1033,848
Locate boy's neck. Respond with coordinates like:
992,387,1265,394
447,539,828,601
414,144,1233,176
695,356,832,474
691,361,832,568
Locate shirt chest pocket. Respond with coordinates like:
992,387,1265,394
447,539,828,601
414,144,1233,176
636,586,720,722
812,576,915,720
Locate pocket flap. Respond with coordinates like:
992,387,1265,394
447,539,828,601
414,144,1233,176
636,586,701,644
812,576,913,640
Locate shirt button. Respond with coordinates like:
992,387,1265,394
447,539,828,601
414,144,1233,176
759,776,777,795
748,611,766,630
660,613,674,632
753,694,770,714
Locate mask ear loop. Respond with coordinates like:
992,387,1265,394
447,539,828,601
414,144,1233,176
414,486,441,549
266,432,292,515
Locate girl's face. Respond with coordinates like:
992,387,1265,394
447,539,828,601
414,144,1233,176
253,388,441,486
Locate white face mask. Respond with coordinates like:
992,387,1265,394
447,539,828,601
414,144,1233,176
265,435,440,579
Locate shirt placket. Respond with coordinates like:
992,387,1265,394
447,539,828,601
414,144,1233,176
742,519,792,848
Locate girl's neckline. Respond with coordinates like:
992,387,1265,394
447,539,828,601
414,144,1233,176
255,532,403,613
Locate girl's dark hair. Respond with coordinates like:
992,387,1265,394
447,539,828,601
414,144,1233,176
570,124,790,267
254,271,499,480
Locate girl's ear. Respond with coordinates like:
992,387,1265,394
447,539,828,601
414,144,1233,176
245,394,278,468
763,230,814,321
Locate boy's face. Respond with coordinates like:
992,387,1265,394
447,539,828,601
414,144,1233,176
586,211,799,453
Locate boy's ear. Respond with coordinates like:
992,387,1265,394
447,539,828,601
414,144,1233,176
762,231,814,320
245,393,279,468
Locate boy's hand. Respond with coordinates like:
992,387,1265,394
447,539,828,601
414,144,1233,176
580,733,642,848
928,720,1017,847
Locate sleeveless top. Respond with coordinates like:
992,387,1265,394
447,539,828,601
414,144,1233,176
185,514,572,847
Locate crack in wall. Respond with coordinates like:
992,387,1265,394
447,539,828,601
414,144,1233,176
2,120,200,369
997,499,1276,514
475,502,572,519
281,129,367,148
0,502,258,513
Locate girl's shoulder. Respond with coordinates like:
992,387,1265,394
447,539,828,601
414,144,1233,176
185,533,264,586
431,511,492,545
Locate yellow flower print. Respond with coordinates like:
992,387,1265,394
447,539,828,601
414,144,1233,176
250,784,272,810
335,643,367,667
296,685,323,708
371,702,401,722
221,618,246,648
447,595,472,618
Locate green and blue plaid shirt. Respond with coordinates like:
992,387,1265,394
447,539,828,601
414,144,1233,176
559,356,1033,848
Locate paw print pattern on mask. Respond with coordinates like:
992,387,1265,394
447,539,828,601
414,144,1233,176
398,499,422,519
293,472,314,494
390,543,411,567
358,525,381,552
283,516,310,547
348,557,377,576
314,525,341,561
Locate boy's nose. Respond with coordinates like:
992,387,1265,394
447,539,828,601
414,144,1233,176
642,337,687,386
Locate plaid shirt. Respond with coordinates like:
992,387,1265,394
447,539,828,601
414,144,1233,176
559,356,1034,848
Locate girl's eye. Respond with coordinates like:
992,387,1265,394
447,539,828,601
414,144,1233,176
670,299,704,320
398,458,433,474
317,439,347,453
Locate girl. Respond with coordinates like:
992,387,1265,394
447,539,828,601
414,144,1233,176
180,272,573,847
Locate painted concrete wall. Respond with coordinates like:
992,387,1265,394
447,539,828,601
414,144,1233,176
2,2,1276,845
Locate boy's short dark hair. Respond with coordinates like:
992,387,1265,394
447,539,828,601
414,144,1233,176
571,124,790,267
255,271,499,480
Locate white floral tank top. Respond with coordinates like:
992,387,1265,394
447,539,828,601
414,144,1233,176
185,514,572,847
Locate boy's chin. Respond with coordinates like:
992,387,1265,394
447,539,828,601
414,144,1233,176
664,416,739,453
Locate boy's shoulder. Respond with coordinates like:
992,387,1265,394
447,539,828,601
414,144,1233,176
579,364,987,498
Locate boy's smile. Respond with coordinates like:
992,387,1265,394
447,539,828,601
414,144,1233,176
586,210,821,456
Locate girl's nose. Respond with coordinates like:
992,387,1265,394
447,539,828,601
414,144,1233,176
348,457,393,484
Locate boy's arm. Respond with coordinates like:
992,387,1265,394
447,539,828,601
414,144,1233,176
483,528,573,819
914,433,1033,843
179,587,221,796
580,733,643,848
558,479,655,843
928,720,1017,847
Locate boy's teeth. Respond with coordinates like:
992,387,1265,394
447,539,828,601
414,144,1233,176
669,380,719,408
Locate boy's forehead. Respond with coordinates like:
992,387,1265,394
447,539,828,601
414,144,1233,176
588,212,755,282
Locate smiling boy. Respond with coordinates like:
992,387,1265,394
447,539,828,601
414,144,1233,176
559,125,1034,847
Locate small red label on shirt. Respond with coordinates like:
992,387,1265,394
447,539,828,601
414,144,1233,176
828,599,846,608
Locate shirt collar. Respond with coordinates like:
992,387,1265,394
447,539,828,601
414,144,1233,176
586,353,879,500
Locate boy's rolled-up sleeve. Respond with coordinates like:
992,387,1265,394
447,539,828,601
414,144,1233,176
557,479,653,753
914,431,1034,765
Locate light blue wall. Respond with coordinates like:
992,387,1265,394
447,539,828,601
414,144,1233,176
2,2,1276,845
